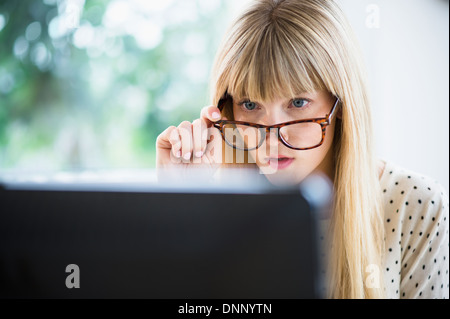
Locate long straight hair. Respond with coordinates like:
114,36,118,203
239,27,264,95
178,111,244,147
209,0,385,298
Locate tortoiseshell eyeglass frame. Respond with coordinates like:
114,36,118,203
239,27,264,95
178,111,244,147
213,95,341,151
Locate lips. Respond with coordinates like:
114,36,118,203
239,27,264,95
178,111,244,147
266,155,293,161
266,156,294,170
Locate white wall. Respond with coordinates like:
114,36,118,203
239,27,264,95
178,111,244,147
337,0,449,192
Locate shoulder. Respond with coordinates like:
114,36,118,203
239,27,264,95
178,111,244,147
380,160,449,299
379,159,449,255
380,161,449,236
380,160,449,217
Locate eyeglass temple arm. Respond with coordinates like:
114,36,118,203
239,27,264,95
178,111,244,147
326,97,340,123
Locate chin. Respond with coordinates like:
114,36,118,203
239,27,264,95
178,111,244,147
261,169,306,187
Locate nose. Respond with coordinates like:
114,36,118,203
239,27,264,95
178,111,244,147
259,112,289,148
263,127,282,148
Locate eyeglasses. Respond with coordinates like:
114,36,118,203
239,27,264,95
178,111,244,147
213,96,340,151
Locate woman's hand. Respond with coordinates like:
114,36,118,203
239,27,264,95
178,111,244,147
156,105,226,179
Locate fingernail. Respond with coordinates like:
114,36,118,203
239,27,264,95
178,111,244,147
183,152,191,160
175,151,181,158
195,151,203,158
212,112,221,120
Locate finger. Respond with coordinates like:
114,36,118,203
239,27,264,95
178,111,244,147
204,125,224,164
192,118,207,159
177,121,193,162
157,126,179,155
207,115,228,143
156,126,174,149
167,127,182,158
200,105,222,124
200,118,209,154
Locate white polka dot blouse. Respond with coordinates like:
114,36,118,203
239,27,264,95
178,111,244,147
380,160,449,299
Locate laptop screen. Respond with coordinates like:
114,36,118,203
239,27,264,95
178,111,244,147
0,170,331,299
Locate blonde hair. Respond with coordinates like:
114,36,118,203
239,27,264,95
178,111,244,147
209,0,385,298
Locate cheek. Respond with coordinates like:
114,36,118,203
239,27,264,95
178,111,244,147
252,122,336,181
292,146,329,172
294,123,336,169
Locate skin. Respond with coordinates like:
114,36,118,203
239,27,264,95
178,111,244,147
156,105,227,170
156,90,386,184
232,90,338,186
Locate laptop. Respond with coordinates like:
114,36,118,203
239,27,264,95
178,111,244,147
0,169,332,299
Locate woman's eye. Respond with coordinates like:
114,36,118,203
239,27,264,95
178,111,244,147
292,99,308,108
243,101,257,111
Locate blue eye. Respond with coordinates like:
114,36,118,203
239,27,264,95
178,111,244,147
292,99,308,108
243,101,257,111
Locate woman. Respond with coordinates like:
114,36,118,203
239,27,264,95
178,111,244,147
156,0,449,299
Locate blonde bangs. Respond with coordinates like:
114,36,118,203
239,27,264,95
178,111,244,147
221,22,328,103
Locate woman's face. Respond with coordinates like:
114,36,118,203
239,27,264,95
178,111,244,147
232,90,338,186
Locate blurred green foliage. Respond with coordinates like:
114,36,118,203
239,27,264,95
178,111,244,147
0,0,237,171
